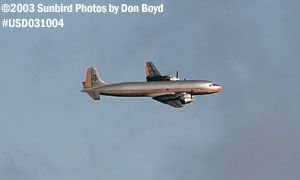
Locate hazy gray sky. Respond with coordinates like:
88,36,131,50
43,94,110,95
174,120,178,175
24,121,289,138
1,0,300,179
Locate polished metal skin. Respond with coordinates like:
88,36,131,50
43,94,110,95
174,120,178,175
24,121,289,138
81,62,223,108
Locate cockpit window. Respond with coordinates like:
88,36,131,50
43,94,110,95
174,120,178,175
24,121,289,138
212,83,219,86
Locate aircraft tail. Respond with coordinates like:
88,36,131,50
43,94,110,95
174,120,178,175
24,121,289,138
81,67,107,100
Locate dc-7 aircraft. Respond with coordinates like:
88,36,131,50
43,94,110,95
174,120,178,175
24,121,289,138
81,62,223,108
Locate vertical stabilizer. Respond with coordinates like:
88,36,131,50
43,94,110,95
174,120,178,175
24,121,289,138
82,67,107,100
83,67,107,88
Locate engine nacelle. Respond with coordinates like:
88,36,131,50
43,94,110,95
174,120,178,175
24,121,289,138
166,75,180,81
179,94,194,104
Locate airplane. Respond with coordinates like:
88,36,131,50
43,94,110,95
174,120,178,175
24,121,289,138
81,62,223,108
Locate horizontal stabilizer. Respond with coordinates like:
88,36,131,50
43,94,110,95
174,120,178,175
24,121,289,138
86,91,100,100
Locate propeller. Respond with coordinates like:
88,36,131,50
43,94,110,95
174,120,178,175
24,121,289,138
176,71,179,79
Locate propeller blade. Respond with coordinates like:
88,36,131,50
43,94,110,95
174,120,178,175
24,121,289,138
176,71,178,78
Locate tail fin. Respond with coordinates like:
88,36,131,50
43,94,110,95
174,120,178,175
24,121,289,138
82,67,107,100
82,67,107,88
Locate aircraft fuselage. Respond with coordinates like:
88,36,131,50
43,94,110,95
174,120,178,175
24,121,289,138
86,80,223,97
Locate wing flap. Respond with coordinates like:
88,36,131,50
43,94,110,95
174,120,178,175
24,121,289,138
166,100,184,108
153,94,184,108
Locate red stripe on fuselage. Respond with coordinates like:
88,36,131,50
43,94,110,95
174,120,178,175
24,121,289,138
101,86,222,96
102,89,213,95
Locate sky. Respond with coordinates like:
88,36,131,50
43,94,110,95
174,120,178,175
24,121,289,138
1,0,300,179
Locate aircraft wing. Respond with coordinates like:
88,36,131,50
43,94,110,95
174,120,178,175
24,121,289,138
152,94,184,108
145,62,162,78
144,62,179,81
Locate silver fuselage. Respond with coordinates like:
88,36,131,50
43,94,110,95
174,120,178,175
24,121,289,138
85,80,223,97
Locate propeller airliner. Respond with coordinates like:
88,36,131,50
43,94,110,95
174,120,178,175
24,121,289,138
81,62,223,108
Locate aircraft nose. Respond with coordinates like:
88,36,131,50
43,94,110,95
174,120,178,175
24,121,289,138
217,85,223,92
